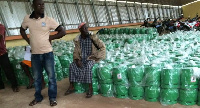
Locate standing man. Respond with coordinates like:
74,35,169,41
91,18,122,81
64,23,106,98
0,22,19,92
20,0,66,106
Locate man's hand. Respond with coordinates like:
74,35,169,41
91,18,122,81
88,55,98,61
49,35,53,44
75,59,82,68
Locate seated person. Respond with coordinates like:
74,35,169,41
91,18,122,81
64,23,106,98
20,46,45,89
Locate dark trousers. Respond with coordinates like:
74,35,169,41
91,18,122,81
0,53,18,88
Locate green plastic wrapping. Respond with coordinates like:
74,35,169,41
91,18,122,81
161,69,180,88
118,28,123,34
114,43,121,48
12,58,23,71
197,90,200,106
54,56,64,81
143,66,161,86
92,79,99,95
12,58,29,86
180,68,199,89
146,28,154,34
97,64,112,81
112,66,128,85
129,29,134,34
55,68,63,81
110,29,115,35
140,28,146,34
124,28,130,34
54,55,62,68
125,38,134,44
99,79,113,84
43,70,49,87
58,55,71,68
100,84,114,97
129,86,144,100
144,86,160,102
127,66,144,86
135,29,140,34
74,82,85,93
114,84,128,98
179,89,198,105
160,89,179,105
62,68,69,78
85,78,99,95
92,64,98,78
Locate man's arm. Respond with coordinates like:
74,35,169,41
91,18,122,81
20,27,30,44
49,26,66,41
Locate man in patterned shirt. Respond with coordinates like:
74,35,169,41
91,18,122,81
64,23,106,98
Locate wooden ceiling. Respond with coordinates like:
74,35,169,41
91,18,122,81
121,0,197,6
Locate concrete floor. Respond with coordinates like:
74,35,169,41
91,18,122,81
0,78,199,108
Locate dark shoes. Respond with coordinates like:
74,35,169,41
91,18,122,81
64,88,74,95
0,86,5,90
12,87,19,92
29,99,57,107
27,85,34,89
50,100,57,106
29,99,42,106
86,90,93,98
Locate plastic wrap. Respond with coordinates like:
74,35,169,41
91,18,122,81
54,56,64,81
43,70,49,87
179,89,198,105
92,78,99,95
144,86,160,102
58,55,71,68
135,28,140,34
12,58,23,71
127,66,144,86
160,89,179,105
112,66,128,85
74,82,85,93
92,64,98,78
97,64,112,82
54,55,62,68
128,86,144,100
143,66,161,86
180,68,199,89
84,79,99,95
55,68,63,81
12,58,29,86
140,28,146,34
114,84,128,98
62,68,69,78
100,84,114,97
161,69,180,88
124,28,130,34
197,90,200,106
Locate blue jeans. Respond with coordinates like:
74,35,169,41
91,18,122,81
31,52,57,101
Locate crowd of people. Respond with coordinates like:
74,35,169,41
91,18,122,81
0,0,106,106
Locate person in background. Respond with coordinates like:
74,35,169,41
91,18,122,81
64,23,106,98
20,46,45,89
20,0,66,106
0,22,19,92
